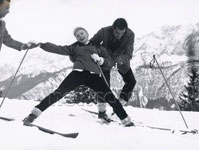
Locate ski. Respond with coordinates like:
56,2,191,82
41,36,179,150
81,108,98,115
0,116,79,138
27,123,79,138
0,116,14,121
81,108,114,123
81,108,140,125
81,108,198,135
136,124,198,135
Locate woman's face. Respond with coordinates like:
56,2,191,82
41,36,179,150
0,0,10,18
75,29,89,44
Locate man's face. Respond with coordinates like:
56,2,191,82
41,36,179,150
112,27,126,40
75,29,89,44
0,0,10,18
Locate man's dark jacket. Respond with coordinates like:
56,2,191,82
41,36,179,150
90,26,135,74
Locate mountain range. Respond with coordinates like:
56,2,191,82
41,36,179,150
1,23,199,106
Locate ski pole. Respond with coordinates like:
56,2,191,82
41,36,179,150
97,63,110,87
0,49,30,109
150,55,189,129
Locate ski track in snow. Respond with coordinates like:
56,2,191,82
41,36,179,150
0,98,199,150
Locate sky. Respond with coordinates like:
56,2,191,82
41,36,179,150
5,0,199,42
1,0,199,63
1,1,199,147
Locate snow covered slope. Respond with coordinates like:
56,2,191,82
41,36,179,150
0,98,199,150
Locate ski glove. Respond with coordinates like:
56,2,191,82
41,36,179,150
91,54,104,65
112,63,118,71
21,41,40,50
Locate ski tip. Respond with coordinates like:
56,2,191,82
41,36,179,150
64,132,79,138
190,129,198,134
180,129,198,135
25,123,79,138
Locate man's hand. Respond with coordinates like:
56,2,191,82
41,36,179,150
91,54,104,65
21,41,41,50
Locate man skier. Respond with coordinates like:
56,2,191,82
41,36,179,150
23,27,134,127
0,0,37,52
90,18,136,106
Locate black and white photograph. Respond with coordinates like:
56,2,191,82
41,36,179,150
0,0,199,149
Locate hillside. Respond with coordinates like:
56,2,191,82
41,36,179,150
0,98,199,150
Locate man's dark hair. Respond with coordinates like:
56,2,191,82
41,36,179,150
112,18,128,30
0,0,10,5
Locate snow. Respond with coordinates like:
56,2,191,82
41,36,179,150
0,98,199,150
1,1,199,149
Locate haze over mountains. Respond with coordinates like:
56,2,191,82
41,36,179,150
1,23,199,101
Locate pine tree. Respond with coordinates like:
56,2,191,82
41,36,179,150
65,85,97,104
179,66,199,111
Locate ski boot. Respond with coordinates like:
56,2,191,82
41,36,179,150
121,116,135,127
98,111,113,123
23,107,41,126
